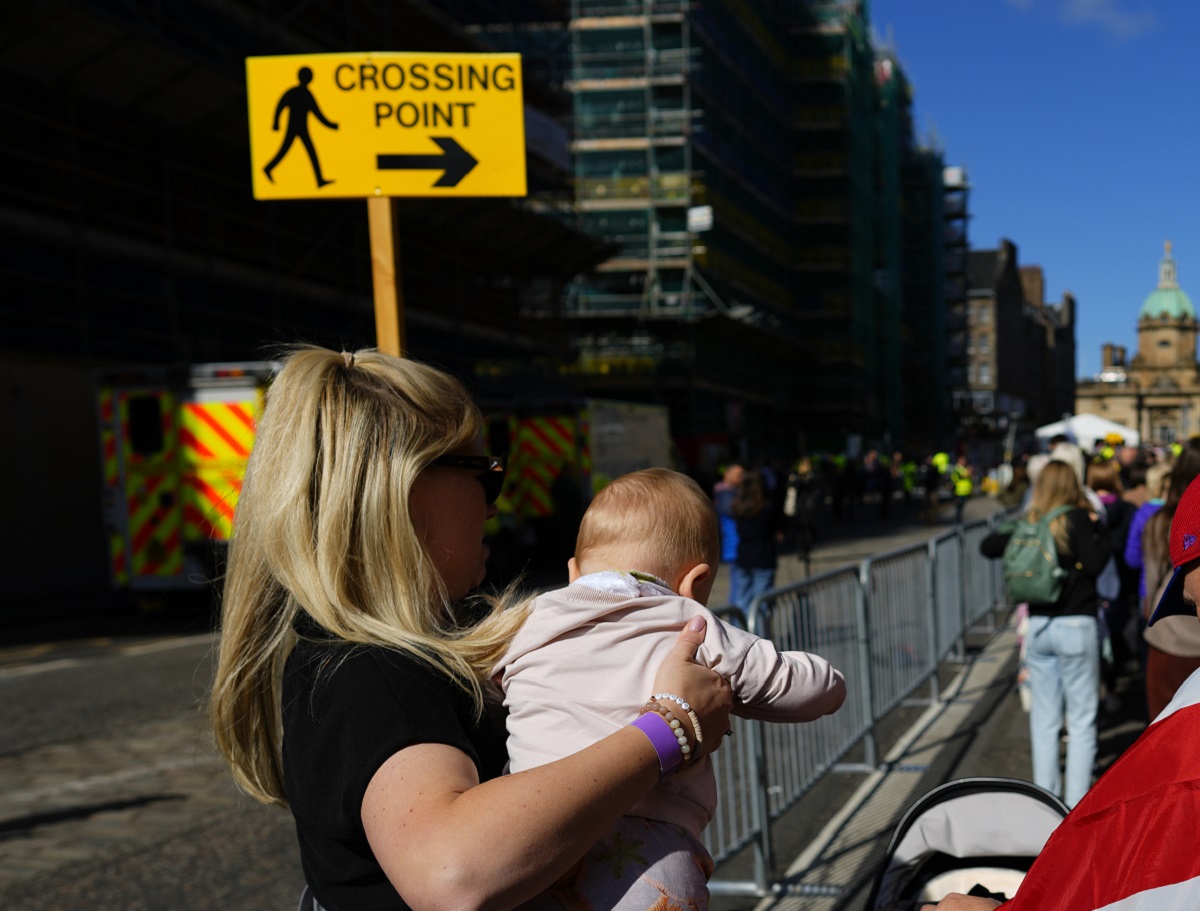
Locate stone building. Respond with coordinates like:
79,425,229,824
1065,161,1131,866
960,239,1076,464
1076,242,1200,444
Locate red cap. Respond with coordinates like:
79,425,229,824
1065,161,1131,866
1149,475,1200,625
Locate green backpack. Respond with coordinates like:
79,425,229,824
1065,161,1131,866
1001,505,1073,604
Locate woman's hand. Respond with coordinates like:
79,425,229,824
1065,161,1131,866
919,894,1003,910
651,616,733,756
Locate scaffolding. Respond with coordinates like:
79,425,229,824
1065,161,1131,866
568,0,702,319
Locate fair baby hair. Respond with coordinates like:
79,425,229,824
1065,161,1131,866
575,467,719,582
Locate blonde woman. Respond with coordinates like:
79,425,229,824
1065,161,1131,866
209,347,731,911
980,460,1110,808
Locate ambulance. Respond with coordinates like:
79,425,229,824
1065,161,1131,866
96,361,672,590
96,362,274,591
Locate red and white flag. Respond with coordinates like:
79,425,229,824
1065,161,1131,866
1007,670,1200,910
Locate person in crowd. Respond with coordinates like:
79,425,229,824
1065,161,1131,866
980,460,1110,809
923,474,1200,911
895,451,917,508
830,455,851,522
712,463,744,565
1049,439,1107,516
877,451,895,518
951,454,974,524
1124,460,1172,611
493,468,846,910
1140,447,1200,718
921,453,948,523
1120,457,1151,511
863,449,891,517
997,461,1029,510
730,469,782,612
208,347,732,911
785,456,825,573
1086,457,1136,706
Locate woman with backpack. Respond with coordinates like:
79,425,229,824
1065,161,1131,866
980,460,1110,808
1086,458,1136,710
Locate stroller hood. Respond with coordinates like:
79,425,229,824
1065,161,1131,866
867,777,1069,910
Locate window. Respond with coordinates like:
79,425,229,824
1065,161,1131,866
128,395,164,455
979,363,991,384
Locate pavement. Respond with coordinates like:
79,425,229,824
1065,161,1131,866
0,494,1151,910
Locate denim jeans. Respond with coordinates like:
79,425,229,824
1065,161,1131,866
1025,614,1100,807
729,566,775,613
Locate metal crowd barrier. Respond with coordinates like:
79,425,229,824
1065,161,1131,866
704,510,1015,897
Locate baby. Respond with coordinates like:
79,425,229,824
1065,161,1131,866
494,467,846,910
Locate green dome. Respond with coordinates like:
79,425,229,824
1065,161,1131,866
1139,241,1195,320
1140,287,1196,320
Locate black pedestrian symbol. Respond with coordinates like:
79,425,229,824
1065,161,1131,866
263,66,339,188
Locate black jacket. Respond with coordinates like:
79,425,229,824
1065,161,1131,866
735,505,781,569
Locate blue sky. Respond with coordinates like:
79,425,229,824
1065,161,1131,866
867,0,1195,379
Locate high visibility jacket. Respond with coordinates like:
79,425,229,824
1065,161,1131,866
951,465,974,497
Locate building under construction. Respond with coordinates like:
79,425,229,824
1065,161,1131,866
473,0,964,459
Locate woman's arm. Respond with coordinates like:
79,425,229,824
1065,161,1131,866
363,618,732,911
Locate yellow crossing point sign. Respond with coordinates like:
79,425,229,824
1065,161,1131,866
246,52,526,199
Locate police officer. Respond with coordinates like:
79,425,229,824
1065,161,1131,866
951,454,974,525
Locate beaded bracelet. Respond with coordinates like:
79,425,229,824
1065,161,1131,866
629,712,683,777
639,700,696,767
653,692,703,747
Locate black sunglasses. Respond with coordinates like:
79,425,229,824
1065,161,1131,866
430,454,507,504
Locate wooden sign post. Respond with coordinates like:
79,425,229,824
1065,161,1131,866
367,196,403,357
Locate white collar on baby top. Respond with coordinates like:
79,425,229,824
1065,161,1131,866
574,570,676,598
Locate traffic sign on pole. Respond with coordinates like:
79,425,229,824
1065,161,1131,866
246,52,527,199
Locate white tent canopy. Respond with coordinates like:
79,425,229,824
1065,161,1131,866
1034,414,1140,451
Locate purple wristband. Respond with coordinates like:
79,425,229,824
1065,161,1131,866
630,713,683,777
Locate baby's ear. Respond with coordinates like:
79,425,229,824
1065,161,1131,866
677,562,712,603
567,557,581,583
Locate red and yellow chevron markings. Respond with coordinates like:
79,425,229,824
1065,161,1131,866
119,390,182,579
98,388,128,585
511,416,577,518
180,398,260,542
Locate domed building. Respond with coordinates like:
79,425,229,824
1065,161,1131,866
1076,242,1200,444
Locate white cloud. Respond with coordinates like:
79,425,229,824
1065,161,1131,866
1058,0,1156,39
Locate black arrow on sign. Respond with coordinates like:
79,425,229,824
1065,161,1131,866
377,137,478,188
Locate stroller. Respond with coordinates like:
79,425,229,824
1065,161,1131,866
865,777,1069,911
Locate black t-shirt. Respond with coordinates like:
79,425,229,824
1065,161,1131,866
282,641,508,911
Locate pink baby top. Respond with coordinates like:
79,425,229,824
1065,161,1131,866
493,571,846,836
